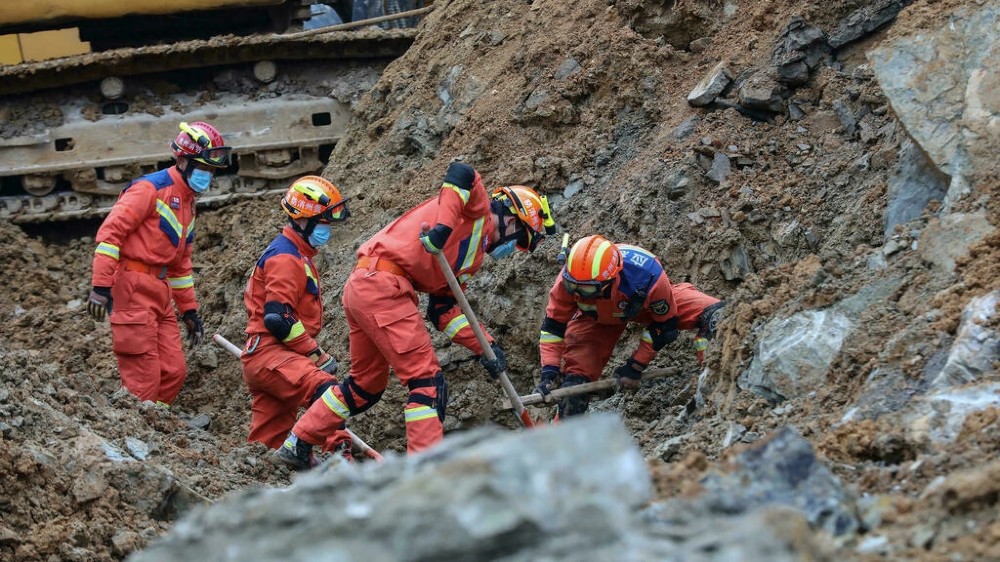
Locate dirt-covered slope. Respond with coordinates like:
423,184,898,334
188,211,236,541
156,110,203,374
0,0,997,560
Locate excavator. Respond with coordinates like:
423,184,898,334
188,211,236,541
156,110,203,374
0,1,425,224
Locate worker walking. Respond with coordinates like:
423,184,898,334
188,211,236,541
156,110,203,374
241,176,354,453
275,162,556,469
86,121,230,405
534,235,724,418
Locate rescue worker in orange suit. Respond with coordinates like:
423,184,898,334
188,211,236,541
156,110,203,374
275,162,556,469
534,235,724,418
241,176,354,453
86,121,230,405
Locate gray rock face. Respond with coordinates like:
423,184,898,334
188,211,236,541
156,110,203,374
739,309,852,402
908,382,1000,444
883,137,949,239
931,290,1000,389
696,426,859,536
130,415,657,562
869,1,999,207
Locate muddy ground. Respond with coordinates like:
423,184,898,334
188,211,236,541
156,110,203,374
1,0,998,560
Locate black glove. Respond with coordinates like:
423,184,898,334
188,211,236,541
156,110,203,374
86,287,113,321
478,342,506,380
180,310,204,346
419,224,452,254
534,365,561,400
614,358,645,391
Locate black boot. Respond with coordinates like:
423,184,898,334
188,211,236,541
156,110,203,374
273,432,316,471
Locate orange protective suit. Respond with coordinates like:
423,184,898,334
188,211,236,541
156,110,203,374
539,244,681,381
90,167,198,404
292,171,496,454
672,282,722,335
240,225,349,451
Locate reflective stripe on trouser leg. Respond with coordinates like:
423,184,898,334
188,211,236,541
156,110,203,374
405,373,446,454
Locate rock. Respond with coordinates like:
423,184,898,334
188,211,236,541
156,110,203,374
671,115,700,141
722,422,746,448
908,382,1000,444
739,309,852,402
868,1,999,208
111,530,141,558
126,437,150,461
918,211,995,274
883,137,949,240
132,415,664,562
687,62,732,106
832,99,856,136
771,17,830,76
698,426,860,536
563,179,585,199
653,435,686,462
554,57,581,80
931,291,1000,388
689,37,712,53
738,72,787,113
828,0,915,49
706,152,731,183
186,413,213,431
719,244,751,280
72,471,108,504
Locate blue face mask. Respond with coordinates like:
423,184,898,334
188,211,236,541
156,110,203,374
489,239,517,260
188,168,213,193
308,223,332,247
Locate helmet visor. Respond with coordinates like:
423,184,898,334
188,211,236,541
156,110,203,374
561,270,607,298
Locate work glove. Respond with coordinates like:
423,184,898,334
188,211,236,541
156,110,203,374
614,358,645,391
180,310,204,346
86,287,113,321
533,365,561,401
315,351,338,375
478,342,507,380
419,223,452,254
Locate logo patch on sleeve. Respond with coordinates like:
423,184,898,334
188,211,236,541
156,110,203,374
650,299,670,315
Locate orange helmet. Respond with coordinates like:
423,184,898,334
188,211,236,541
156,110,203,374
280,176,349,223
561,235,622,298
491,185,556,252
170,121,231,168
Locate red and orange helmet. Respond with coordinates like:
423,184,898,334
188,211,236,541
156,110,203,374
170,121,231,168
562,235,622,298
491,185,556,252
280,176,349,223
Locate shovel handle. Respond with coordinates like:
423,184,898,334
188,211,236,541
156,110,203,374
427,248,534,427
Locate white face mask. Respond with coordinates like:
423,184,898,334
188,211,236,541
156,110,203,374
188,168,213,193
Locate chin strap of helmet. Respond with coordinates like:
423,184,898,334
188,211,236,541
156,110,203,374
289,216,321,243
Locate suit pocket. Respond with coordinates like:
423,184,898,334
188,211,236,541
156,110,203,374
110,309,155,355
374,306,427,356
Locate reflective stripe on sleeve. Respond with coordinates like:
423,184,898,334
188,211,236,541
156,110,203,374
95,242,120,260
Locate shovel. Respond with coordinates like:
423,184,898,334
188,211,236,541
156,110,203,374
500,367,680,409
423,231,535,428
211,333,384,462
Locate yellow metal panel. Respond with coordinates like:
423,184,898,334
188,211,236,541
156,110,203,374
0,0,285,27
19,28,89,62
0,34,22,65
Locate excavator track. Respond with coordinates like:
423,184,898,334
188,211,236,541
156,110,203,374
0,29,418,224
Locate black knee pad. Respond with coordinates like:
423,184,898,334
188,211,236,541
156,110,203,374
407,372,448,422
309,378,338,406
698,301,726,340
557,374,591,418
341,375,384,416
